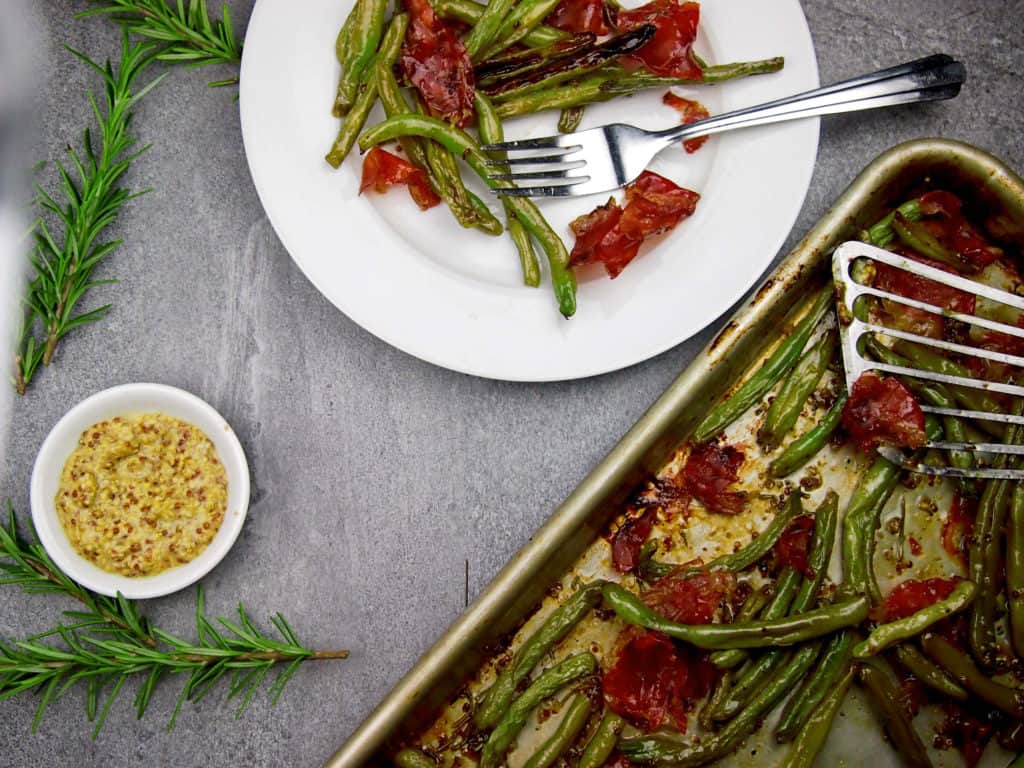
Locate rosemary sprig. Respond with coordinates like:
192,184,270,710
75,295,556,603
1,505,349,734
78,0,243,84
15,35,165,395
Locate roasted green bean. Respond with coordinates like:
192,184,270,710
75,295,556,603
892,643,967,700
395,748,437,768
326,13,407,168
861,199,922,248
603,583,868,650
694,285,832,442
646,493,804,583
841,455,900,596
858,658,933,768
768,391,847,477
558,106,585,132
464,0,519,59
709,585,771,669
578,711,624,768
475,91,543,285
1010,482,1024,659
922,634,1024,718
893,213,971,272
774,630,853,743
358,114,578,317
779,665,854,768
479,653,597,768
334,0,388,118
475,581,605,730
482,0,565,59
434,0,568,47
853,581,976,658
522,693,592,768
759,333,836,450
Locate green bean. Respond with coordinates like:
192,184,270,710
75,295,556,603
558,106,585,133
358,114,578,317
325,13,407,168
969,416,1022,662
713,498,837,719
1010,483,1024,659
480,653,597,768
768,391,847,478
759,333,836,450
475,581,605,730
522,693,593,768
464,0,519,60
1008,755,1024,768
578,711,625,768
893,213,972,272
394,748,437,768
841,454,900,597
494,58,785,117
477,35,597,86
858,658,933,768
619,642,821,766
602,583,867,650
892,643,967,700
332,0,362,116
434,0,568,47
854,581,976,658
709,586,770,669
861,199,922,248
774,630,853,743
922,633,1024,718
708,568,801,717
694,285,832,442
646,493,805,583
335,0,388,118
482,0,565,59
699,670,732,731
779,665,854,768
890,339,1005,429
474,91,542,286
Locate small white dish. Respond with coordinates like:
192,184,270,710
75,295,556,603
30,383,251,599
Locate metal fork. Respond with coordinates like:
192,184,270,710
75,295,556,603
833,241,1024,480
482,54,966,198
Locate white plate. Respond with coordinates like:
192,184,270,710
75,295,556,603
239,0,819,381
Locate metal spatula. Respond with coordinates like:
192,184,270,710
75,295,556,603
832,240,1024,479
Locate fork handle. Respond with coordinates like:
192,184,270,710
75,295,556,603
654,54,966,145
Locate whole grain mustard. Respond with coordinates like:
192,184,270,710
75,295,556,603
55,413,228,577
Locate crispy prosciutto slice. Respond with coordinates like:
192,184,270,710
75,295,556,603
401,0,475,127
643,568,735,624
359,147,441,210
569,171,699,278
546,0,611,35
603,629,714,732
882,577,961,621
841,371,926,452
616,0,701,79
662,92,709,153
682,442,745,515
611,509,655,572
773,515,815,576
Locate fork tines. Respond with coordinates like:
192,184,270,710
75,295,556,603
833,240,1024,479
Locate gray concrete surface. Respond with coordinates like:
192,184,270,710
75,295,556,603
1,1,1022,766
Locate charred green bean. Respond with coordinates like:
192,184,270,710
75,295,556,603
768,392,847,477
858,658,933,768
922,634,1024,718
775,630,853,743
694,285,832,442
892,643,967,700
602,583,868,650
759,333,836,450
779,665,854,768
522,693,592,768
854,581,976,658
479,652,597,768
475,581,605,730
578,711,625,768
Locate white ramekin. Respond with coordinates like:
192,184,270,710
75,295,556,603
30,383,250,599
